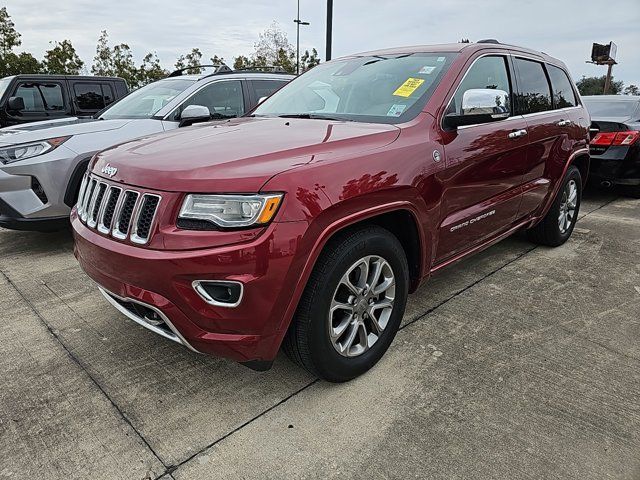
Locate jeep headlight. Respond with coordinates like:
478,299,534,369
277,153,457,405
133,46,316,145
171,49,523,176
178,194,283,228
0,136,71,164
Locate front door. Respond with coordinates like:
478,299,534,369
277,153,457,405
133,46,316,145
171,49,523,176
4,80,70,126
436,54,529,264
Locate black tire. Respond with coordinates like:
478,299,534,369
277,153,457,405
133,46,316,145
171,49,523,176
283,225,409,382
527,165,582,247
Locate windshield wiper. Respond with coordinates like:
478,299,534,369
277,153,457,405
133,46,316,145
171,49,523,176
277,113,351,122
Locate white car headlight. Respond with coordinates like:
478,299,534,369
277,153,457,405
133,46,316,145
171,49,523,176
178,193,283,228
0,136,71,164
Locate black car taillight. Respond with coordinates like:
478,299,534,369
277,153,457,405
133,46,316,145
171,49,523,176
591,130,640,146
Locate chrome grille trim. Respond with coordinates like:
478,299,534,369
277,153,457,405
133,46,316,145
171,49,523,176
97,186,122,234
113,190,140,240
76,174,161,245
76,174,89,217
130,194,161,245
88,182,107,228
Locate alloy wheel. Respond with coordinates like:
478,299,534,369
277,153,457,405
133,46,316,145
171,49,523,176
558,179,578,234
328,255,396,357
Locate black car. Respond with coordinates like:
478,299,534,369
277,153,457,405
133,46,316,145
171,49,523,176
0,75,128,128
584,95,640,196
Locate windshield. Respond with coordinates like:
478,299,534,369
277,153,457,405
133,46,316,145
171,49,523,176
0,77,12,100
253,52,455,124
100,78,195,120
583,97,639,118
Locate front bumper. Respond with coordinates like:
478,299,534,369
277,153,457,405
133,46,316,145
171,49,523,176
72,212,308,363
0,145,80,230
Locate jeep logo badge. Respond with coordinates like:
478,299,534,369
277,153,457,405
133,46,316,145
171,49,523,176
101,164,118,177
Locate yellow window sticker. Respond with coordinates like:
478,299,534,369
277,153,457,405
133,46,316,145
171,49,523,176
393,78,425,97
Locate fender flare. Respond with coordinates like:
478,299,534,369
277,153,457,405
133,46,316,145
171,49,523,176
274,197,429,337
535,147,590,223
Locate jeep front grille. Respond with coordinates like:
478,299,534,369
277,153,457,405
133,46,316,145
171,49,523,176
76,173,161,245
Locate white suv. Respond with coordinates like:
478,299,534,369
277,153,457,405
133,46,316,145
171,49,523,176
0,66,292,231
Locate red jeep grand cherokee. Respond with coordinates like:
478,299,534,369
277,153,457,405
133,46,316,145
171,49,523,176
72,41,590,382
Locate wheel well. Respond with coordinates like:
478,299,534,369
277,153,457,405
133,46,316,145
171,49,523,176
63,157,92,207
571,154,590,188
329,210,422,291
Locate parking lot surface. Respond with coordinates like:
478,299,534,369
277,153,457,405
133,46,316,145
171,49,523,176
1,190,639,480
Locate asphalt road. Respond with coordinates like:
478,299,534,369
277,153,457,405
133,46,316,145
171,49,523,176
1,190,638,480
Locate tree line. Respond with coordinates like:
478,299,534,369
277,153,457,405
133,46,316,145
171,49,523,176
0,8,320,88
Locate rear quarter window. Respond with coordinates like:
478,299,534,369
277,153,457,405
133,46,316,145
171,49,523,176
547,65,577,108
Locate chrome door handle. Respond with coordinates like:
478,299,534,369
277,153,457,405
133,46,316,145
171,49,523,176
557,119,571,127
508,129,528,139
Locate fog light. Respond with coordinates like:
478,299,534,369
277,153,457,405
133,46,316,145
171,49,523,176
193,280,243,308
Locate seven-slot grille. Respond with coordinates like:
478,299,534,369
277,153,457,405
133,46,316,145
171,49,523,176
76,173,161,245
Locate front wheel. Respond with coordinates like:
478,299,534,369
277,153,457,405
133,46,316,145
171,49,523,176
527,165,582,247
283,226,409,382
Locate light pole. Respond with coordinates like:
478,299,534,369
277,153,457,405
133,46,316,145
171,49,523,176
326,0,333,61
294,0,310,75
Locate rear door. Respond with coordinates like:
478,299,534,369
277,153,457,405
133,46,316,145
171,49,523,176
3,79,70,125
512,56,574,218
70,81,116,116
435,54,529,263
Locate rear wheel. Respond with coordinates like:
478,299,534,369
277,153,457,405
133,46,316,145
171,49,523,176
283,225,409,382
527,165,581,246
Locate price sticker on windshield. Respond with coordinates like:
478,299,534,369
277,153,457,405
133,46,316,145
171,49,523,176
393,78,425,97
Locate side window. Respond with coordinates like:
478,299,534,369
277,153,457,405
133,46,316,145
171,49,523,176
514,58,552,114
74,83,105,110
14,83,65,112
450,56,512,116
251,80,287,102
175,80,244,119
547,65,577,108
101,84,115,106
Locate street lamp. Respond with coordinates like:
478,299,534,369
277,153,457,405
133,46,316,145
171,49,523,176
294,0,310,75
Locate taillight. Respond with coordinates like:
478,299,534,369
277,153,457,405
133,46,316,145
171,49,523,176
590,132,616,145
612,131,640,146
591,130,640,146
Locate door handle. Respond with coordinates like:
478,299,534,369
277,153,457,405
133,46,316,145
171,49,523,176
557,119,571,127
508,129,528,139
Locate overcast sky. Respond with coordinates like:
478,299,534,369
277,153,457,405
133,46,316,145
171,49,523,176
5,0,640,87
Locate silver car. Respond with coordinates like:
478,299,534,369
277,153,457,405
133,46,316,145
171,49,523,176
0,68,292,231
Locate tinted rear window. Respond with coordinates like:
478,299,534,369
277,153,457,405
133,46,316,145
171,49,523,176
547,65,576,108
74,83,105,110
583,98,639,118
514,58,552,114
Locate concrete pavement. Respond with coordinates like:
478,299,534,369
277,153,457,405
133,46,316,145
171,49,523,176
0,191,638,479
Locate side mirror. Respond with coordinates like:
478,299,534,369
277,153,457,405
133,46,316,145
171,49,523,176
443,88,510,129
179,104,210,127
7,96,25,111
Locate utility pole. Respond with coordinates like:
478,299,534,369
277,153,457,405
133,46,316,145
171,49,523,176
326,0,333,61
603,63,614,95
587,42,618,95
294,0,310,75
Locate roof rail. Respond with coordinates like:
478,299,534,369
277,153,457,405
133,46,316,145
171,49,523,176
167,64,232,77
477,39,501,44
233,65,288,73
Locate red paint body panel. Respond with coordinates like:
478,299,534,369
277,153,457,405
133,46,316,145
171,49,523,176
73,43,590,364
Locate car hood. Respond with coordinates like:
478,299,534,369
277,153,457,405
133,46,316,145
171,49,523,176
0,117,138,146
91,116,401,192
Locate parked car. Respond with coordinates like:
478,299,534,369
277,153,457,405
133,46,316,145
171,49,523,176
72,41,590,382
583,95,640,196
0,74,128,128
0,66,292,231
